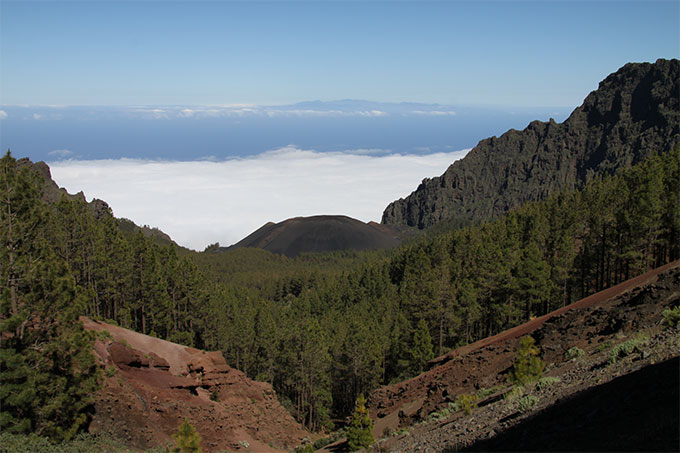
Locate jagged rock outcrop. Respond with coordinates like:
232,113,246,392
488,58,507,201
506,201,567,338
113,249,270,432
382,59,680,229
83,318,308,452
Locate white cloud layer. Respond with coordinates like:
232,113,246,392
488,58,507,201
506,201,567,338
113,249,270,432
48,149,74,158
49,147,468,250
411,110,457,116
0,110,7,120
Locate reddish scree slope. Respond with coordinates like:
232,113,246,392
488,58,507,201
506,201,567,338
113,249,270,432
368,260,680,438
82,318,308,452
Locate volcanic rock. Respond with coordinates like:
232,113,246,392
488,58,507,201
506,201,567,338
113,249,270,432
382,59,680,229
83,318,308,452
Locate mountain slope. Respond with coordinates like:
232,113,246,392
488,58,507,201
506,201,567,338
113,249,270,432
382,58,680,229
225,215,405,257
366,260,680,452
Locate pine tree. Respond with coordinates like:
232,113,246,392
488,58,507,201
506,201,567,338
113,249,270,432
409,319,434,374
172,418,202,453
510,336,545,386
514,242,551,319
346,394,374,451
0,151,100,440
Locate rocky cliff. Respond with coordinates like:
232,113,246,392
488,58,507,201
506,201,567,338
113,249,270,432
382,59,680,229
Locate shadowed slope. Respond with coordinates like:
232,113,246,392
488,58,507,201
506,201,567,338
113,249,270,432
463,357,679,452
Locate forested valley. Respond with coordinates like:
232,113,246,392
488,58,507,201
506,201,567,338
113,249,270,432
1,146,678,437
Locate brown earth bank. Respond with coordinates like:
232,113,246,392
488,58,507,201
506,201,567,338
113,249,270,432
82,318,308,452
367,261,680,452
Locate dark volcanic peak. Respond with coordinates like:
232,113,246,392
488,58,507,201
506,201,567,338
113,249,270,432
225,215,404,257
382,59,680,229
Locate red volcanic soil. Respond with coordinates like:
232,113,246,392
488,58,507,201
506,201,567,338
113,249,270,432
368,261,680,451
82,318,308,452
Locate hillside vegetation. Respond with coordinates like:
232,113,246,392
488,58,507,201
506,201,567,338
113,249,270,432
1,145,677,443
2,60,679,449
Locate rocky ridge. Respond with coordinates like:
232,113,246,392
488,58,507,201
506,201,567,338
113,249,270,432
382,59,680,229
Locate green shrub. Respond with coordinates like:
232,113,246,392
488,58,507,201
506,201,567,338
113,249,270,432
608,335,648,365
96,330,113,341
454,393,478,415
146,444,173,453
294,444,314,453
594,341,612,353
0,432,127,453
172,419,202,453
210,390,219,402
535,376,561,391
321,429,345,446
428,407,451,421
510,336,545,386
662,306,680,327
517,395,539,414
565,347,585,360
106,366,117,377
503,386,525,401
475,385,505,400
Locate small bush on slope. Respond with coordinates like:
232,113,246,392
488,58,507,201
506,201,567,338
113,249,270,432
608,335,649,365
172,419,202,453
535,376,561,391
565,347,585,360
517,395,539,414
510,336,545,386
661,306,680,327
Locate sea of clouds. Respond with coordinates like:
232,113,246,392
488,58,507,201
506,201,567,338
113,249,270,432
49,146,469,250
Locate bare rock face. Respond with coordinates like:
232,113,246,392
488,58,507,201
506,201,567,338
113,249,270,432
83,318,308,452
382,59,680,229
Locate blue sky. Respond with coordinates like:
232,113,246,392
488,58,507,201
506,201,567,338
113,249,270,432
1,0,678,249
2,0,678,107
